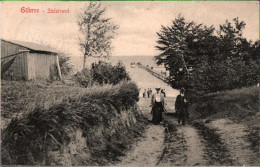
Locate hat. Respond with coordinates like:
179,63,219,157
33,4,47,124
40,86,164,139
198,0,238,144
180,87,185,93
155,86,161,90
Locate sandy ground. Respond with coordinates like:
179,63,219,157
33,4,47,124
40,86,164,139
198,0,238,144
116,98,165,166
117,124,165,166
159,114,208,166
208,119,258,165
181,126,207,165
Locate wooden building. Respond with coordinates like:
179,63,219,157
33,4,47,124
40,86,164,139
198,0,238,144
1,39,62,80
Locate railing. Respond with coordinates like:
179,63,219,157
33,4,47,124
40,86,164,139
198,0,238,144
138,65,170,83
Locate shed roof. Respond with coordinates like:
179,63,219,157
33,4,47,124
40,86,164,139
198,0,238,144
2,39,58,54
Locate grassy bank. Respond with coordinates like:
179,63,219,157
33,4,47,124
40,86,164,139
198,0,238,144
189,86,259,153
2,80,148,165
189,86,258,124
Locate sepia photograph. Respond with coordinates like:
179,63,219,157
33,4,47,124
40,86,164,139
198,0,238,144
1,1,259,166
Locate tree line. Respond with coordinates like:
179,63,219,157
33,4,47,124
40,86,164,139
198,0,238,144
155,15,259,94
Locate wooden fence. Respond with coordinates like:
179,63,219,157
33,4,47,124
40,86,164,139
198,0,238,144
138,65,170,84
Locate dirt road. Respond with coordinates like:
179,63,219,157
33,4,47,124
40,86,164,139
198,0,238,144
116,66,258,166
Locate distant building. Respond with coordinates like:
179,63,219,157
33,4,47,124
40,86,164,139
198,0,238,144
1,39,62,80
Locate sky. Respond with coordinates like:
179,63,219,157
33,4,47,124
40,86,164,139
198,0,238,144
1,1,259,57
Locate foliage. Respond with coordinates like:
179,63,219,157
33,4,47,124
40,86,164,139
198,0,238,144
75,61,131,87
1,80,86,121
91,61,131,85
189,85,258,130
188,86,259,165
78,2,119,69
2,81,142,165
155,15,215,81
58,54,73,76
155,15,259,93
189,58,259,94
74,68,93,87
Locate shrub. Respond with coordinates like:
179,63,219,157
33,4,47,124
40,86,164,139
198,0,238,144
188,58,259,95
91,61,131,85
74,68,92,87
75,61,131,87
189,86,259,122
59,54,73,76
2,81,140,165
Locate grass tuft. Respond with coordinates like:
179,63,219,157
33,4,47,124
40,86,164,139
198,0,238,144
2,80,146,165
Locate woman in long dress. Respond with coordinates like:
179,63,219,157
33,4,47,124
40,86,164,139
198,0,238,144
151,87,165,125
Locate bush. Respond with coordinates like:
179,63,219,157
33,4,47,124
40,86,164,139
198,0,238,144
91,61,131,85
188,58,259,94
59,54,73,76
2,81,141,165
74,68,92,87
75,61,131,87
189,86,259,123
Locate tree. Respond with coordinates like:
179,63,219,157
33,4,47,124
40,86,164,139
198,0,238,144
156,15,259,93
78,2,118,69
155,14,215,88
190,18,259,93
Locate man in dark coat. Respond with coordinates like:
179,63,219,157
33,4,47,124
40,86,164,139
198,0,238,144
175,88,187,125
161,89,166,97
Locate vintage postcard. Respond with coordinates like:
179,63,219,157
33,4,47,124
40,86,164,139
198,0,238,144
1,1,259,166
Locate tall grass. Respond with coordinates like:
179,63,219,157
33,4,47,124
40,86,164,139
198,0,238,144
2,80,143,165
190,86,258,121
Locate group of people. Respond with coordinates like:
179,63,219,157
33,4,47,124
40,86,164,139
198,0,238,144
143,88,153,98
150,87,188,125
143,88,166,98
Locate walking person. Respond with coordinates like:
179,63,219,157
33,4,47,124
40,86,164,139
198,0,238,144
150,86,165,125
147,88,150,98
161,89,166,97
149,88,152,98
143,89,147,98
175,88,187,125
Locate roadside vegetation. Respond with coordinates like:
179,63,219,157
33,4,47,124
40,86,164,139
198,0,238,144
74,61,130,87
189,86,258,123
2,3,144,166
58,54,74,76
2,81,147,165
189,86,259,152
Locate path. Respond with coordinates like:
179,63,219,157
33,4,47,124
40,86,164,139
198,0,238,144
116,65,258,166
117,124,165,166
158,114,208,166
117,66,208,166
208,119,258,165
116,97,165,166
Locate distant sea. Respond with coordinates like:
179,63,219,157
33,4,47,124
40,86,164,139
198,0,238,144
69,55,163,72
111,55,157,66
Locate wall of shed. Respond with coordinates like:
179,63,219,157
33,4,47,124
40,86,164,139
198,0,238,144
1,40,27,58
27,53,58,80
1,52,28,80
